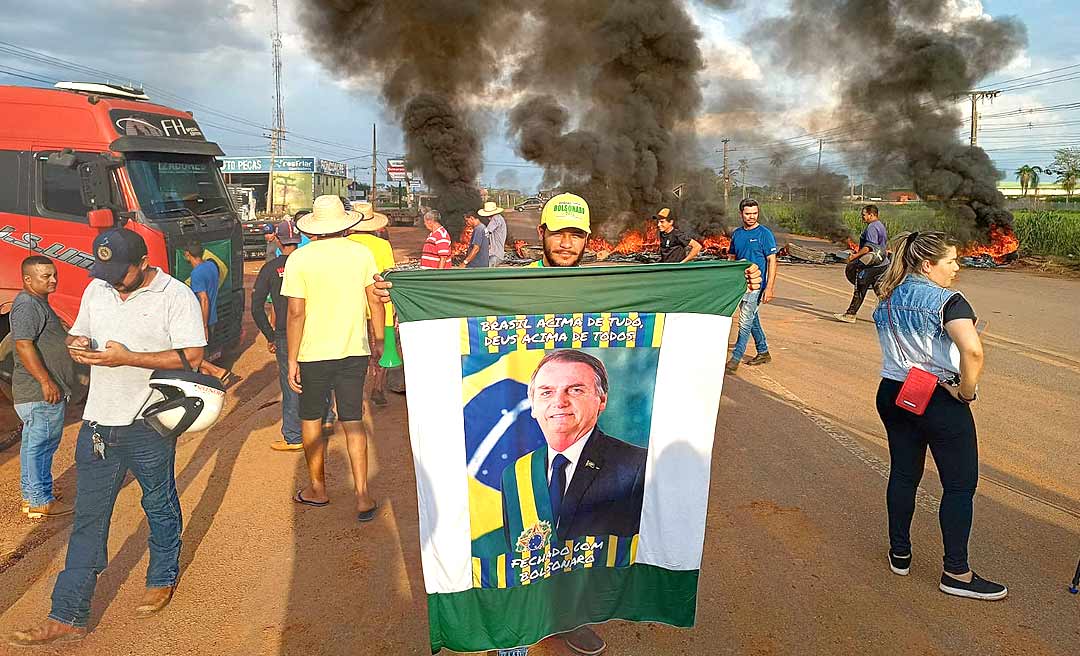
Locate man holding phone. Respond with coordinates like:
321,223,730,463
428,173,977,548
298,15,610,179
8,229,207,647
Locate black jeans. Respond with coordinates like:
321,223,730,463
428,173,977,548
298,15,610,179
876,379,979,575
844,261,887,315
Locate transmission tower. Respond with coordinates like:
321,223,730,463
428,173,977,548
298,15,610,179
270,0,286,158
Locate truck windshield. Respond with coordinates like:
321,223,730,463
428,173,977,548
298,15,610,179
126,153,231,220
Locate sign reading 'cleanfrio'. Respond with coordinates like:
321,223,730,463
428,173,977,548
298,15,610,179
386,261,748,653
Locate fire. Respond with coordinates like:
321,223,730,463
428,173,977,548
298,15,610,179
960,224,1020,263
451,225,474,257
588,222,660,255
512,239,528,258
700,234,731,254
847,238,858,252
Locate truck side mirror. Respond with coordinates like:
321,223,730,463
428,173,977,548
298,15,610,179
87,208,115,228
46,150,77,168
77,157,121,210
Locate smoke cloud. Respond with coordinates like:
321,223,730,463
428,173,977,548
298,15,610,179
758,0,1027,240
506,0,712,238
296,0,523,230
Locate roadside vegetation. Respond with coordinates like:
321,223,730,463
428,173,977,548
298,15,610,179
759,201,1080,258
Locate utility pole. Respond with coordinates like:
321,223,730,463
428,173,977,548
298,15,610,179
738,159,750,200
718,138,732,211
967,90,1000,146
267,0,286,216
371,123,378,210
816,139,824,174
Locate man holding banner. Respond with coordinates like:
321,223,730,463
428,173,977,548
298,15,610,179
379,195,761,655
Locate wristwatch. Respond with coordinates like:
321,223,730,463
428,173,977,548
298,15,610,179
958,386,978,403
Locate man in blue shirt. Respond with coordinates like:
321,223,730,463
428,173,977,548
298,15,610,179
726,198,778,374
182,241,238,386
834,204,889,323
460,213,489,268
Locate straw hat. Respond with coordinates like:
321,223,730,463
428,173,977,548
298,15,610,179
348,201,389,232
477,201,504,217
296,195,362,235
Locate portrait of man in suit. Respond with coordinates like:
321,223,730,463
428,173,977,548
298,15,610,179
501,349,648,549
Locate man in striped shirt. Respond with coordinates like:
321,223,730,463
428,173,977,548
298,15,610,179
420,210,452,269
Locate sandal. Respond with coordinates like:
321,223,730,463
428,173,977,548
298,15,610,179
294,490,329,507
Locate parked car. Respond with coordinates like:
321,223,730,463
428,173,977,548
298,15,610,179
514,197,544,211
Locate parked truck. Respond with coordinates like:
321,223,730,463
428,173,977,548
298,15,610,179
0,82,244,402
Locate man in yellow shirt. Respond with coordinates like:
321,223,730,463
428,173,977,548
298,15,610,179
347,202,396,407
282,195,385,522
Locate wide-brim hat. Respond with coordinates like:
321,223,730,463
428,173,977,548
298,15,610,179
296,195,362,236
478,200,504,217
348,201,389,232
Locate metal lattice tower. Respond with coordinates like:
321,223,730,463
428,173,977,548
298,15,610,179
270,0,286,157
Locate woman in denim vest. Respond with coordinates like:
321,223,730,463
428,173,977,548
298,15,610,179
872,231,1006,601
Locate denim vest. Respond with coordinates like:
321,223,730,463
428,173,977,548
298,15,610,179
873,274,963,382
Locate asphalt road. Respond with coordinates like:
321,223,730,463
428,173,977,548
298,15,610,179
0,222,1077,655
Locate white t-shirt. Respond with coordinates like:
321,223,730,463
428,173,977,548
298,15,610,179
70,269,207,425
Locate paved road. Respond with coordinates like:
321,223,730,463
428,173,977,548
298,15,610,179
0,229,1077,655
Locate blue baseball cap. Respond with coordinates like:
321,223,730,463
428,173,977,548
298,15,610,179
90,229,148,284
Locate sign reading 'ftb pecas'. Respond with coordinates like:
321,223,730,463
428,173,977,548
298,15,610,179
386,261,749,654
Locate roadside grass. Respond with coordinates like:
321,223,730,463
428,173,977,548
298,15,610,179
760,201,1080,258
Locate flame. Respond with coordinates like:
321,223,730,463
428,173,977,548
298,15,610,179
847,238,858,252
512,239,528,258
960,225,1020,263
451,225,474,257
700,234,731,254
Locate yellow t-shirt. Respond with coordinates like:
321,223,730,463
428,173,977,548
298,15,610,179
281,237,378,362
347,233,396,327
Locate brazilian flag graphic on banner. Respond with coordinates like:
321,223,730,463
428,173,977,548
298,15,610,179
387,261,748,654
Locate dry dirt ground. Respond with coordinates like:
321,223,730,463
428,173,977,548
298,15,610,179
0,214,1077,655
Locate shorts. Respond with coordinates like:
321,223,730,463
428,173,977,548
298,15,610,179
298,356,368,422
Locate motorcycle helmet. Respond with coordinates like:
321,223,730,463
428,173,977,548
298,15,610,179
142,370,226,440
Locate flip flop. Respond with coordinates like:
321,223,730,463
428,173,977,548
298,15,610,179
357,502,379,522
294,490,329,507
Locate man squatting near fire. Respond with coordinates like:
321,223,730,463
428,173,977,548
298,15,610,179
372,194,762,655
834,204,889,323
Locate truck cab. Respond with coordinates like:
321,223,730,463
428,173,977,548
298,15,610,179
0,82,244,401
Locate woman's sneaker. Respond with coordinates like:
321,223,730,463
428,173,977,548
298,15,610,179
889,552,911,576
939,571,1008,600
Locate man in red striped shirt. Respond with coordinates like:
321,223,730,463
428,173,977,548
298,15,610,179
420,210,452,269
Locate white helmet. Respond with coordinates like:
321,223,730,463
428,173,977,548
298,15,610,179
142,370,226,440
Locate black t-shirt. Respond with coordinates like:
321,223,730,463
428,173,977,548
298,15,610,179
659,228,694,263
943,294,976,324
251,254,289,341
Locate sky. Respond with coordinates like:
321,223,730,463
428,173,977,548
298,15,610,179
1,0,1077,193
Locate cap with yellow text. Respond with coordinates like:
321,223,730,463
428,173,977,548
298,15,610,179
540,193,591,234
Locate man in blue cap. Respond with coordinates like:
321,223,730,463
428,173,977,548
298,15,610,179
7,229,207,647
253,220,336,451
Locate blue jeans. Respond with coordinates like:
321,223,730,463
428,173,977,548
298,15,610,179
730,289,769,362
15,400,67,506
49,420,182,628
275,335,334,444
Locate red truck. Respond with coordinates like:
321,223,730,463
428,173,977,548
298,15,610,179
0,82,244,402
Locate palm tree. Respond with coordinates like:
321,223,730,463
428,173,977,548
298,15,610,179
1058,169,1078,205
1014,165,1043,197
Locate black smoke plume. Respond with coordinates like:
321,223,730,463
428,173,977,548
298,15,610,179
297,0,520,231
759,0,1027,241
507,0,711,238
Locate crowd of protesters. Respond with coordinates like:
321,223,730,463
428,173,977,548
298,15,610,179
3,190,1002,651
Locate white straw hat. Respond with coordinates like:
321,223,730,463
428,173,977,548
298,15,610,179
296,195,362,235
477,201,504,217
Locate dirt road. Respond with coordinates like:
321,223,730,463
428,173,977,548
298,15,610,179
0,220,1077,655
